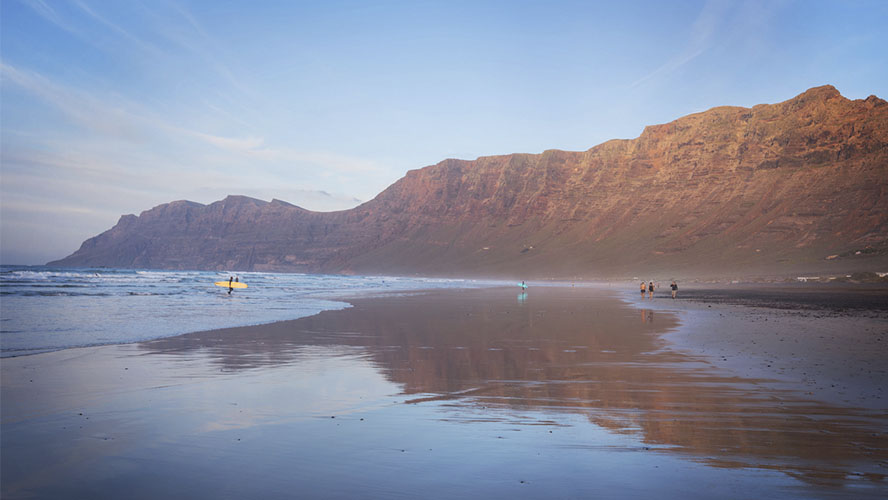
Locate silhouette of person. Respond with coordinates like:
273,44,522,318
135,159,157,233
648,281,654,299
671,280,678,299
228,276,233,295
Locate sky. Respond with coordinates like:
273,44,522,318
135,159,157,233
1,0,887,265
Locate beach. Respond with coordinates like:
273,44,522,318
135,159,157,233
629,285,888,411
2,286,886,499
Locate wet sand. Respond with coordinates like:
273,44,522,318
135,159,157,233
627,285,888,410
2,286,887,499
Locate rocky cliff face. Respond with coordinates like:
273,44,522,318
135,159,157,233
50,85,888,278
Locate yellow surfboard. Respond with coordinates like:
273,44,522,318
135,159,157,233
215,281,248,289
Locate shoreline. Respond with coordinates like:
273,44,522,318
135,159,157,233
7,282,888,411
3,286,886,498
0,299,356,360
619,286,888,410
0,266,508,359
7,283,887,412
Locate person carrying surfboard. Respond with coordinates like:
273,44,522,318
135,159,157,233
214,278,248,292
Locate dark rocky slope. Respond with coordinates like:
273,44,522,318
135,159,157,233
50,85,888,278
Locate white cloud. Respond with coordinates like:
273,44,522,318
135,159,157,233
18,0,82,36
250,149,384,174
630,0,731,88
183,129,385,175
0,62,149,142
190,131,266,152
1,199,106,217
72,0,163,58
2,62,382,178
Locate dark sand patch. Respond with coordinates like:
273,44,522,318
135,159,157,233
3,287,886,499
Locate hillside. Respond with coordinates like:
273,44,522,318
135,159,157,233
50,85,888,279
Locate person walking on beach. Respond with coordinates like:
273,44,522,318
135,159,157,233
648,281,654,299
670,280,678,299
640,281,646,298
228,276,234,295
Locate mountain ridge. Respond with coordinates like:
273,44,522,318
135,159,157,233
49,85,888,279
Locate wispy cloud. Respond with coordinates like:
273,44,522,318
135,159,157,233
2,61,379,180
151,1,260,104
18,0,82,36
71,0,163,58
249,149,384,174
1,199,106,217
190,131,266,151
1,62,149,141
631,0,731,88
18,0,162,60
185,129,384,174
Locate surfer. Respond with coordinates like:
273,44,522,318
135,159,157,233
214,277,246,292
670,280,678,299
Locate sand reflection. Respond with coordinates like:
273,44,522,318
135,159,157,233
141,287,887,487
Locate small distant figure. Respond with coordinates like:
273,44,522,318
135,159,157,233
648,281,654,299
671,280,678,299
640,281,646,298
228,276,234,295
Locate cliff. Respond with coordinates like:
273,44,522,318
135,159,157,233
50,86,888,278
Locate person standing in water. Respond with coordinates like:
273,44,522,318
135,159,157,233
640,281,646,298
670,280,678,299
228,276,234,295
648,281,654,299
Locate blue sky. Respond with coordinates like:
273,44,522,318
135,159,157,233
1,0,887,264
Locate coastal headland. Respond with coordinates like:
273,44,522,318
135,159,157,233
49,86,888,280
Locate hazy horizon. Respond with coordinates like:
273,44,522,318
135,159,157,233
2,0,887,265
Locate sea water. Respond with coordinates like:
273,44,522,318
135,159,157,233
0,266,499,357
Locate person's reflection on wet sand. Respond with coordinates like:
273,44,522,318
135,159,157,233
641,309,654,323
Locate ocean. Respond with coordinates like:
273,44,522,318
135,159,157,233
0,266,499,357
